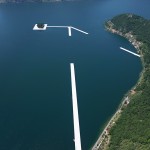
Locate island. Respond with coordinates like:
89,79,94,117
92,14,150,150
33,23,48,30
37,23,45,29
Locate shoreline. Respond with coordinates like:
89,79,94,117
91,22,144,150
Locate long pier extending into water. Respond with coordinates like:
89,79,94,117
33,24,88,37
70,63,82,150
47,26,68,28
120,47,141,57
71,27,89,35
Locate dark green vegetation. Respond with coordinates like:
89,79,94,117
37,23,45,28
106,14,150,150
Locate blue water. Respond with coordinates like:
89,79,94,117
0,0,149,149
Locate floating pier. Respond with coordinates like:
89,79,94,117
70,63,82,150
47,26,68,28
71,27,89,35
33,24,88,37
68,27,72,36
120,47,141,57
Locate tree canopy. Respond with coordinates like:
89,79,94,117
106,14,150,150
37,23,45,28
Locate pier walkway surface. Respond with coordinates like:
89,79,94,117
33,24,88,37
70,63,82,150
120,47,141,57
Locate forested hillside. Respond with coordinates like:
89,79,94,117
105,14,150,150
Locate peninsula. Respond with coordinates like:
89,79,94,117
92,14,150,150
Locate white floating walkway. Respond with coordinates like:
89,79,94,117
71,27,89,35
120,47,141,57
47,26,68,28
33,24,89,37
70,63,82,150
68,27,72,36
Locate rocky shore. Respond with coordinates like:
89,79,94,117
91,21,144,150
106,21,143,53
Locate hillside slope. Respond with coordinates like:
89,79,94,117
105,14,150,150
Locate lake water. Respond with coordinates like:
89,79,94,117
0,0,149,150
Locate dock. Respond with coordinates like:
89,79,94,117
71,27,89,35
70,63,82,150
33,24,88,37
68,27,72,36
120,47,141,57
47,26,68,28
